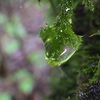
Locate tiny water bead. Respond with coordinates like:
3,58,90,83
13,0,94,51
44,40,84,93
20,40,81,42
60,30,63,32
60,49,67,56
66,8,70,12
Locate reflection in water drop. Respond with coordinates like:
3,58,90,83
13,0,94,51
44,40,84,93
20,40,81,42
60,49,67,56
66,8,70,12
59,46,76,66
60,30,63,32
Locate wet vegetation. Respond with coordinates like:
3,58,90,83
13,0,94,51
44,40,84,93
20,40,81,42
0,0,100,100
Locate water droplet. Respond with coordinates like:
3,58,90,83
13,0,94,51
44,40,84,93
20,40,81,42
60,30,63,32
66,8,70,12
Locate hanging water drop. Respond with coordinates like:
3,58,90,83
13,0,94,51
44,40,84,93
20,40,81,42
60,30,63,32
66,8,70,12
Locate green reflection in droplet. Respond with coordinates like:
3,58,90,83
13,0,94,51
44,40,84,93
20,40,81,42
40,22,82,66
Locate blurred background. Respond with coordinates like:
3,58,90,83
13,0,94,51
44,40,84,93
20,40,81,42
0,0,100,100
0,0,53,100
